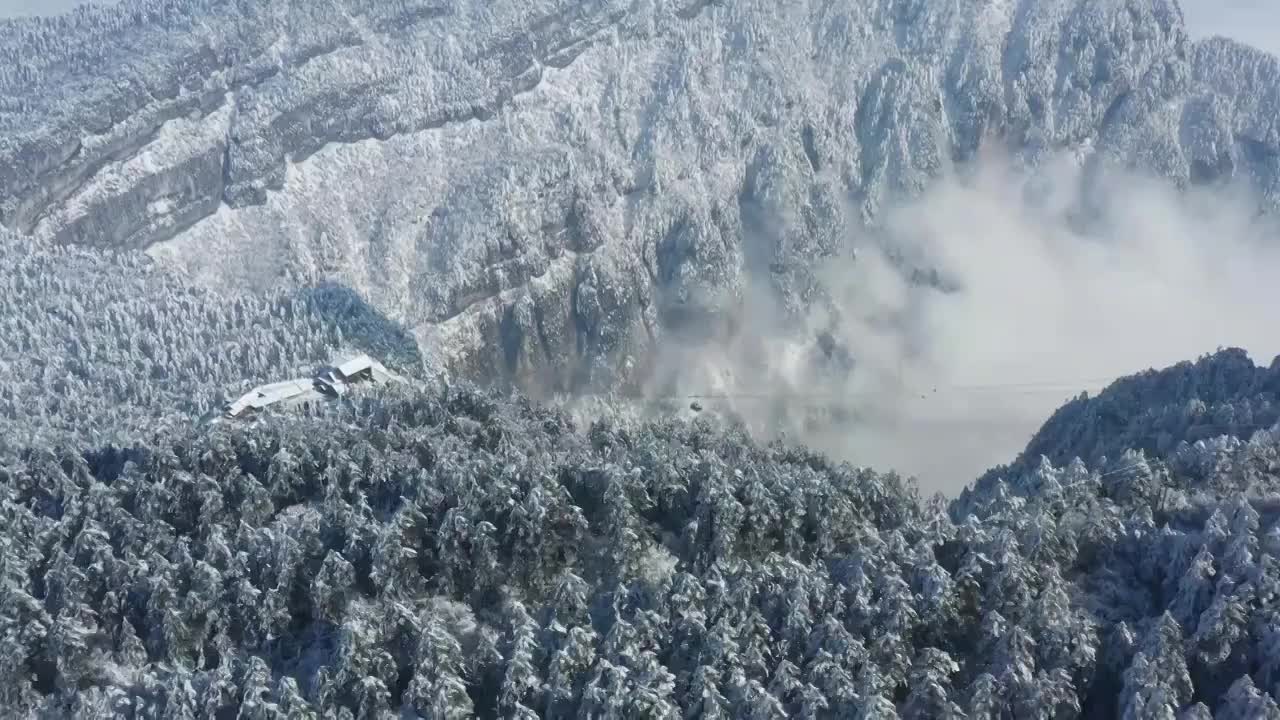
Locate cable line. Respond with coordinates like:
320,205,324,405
576,373,1157,401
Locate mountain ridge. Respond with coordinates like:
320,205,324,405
5,0,1280,394
955,347,1280,518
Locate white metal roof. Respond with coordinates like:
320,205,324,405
337,354,376,378
225,378,320,417
222,354,403,419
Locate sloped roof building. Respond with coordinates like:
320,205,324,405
223,354,401,419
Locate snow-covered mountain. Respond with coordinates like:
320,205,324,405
8,3,1280,717
3,0,1278,394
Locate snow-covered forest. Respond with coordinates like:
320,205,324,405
6,208,1280,717
2,0,1280,716
4,363,1280,718
0,230,421,455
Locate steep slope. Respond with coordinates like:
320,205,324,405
4,0,1279,394
0,228,422,455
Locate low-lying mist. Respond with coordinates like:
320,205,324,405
633,146,1280,496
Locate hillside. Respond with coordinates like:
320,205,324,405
1,381,1278,717
0,228,422,456
957,348,1280,517
3,0,1279,392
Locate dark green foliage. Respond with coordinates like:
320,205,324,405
1,374,1277,718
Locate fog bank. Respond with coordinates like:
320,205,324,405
641,147,1280,496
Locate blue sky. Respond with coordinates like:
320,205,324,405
0,0,96,16
1180,0,1280,55
0,0,117,17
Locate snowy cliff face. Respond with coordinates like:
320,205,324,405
2,0,1278,391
